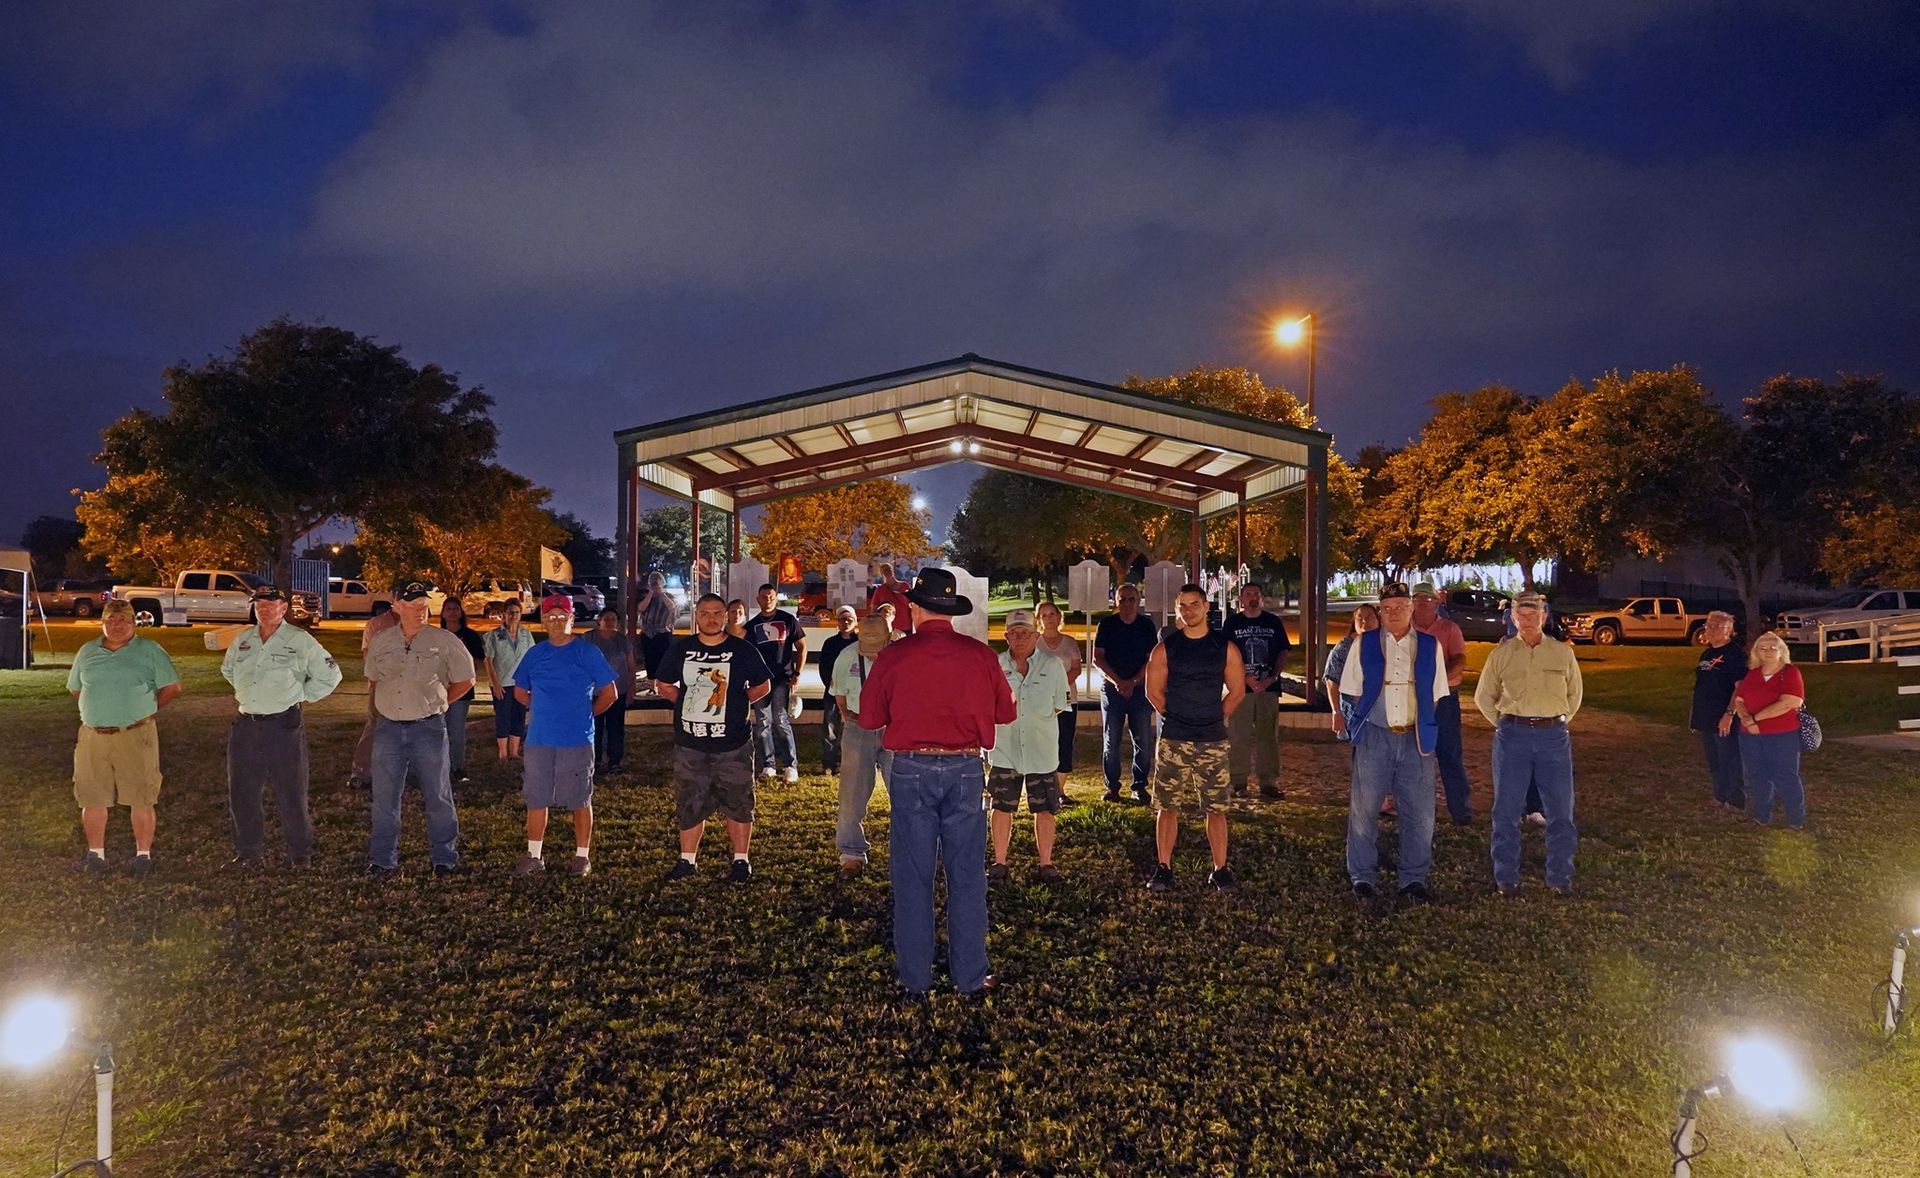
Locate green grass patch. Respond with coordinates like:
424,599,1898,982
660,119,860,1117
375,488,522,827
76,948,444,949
2,636,1919,1172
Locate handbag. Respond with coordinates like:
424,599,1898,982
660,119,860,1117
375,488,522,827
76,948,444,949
1798,709,1822,753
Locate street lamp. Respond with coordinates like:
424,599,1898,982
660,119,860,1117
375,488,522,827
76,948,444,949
1271,314,1315,414
3,993,114,1175
1671,1033,1808,1176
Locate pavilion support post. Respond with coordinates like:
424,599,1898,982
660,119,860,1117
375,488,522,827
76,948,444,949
731,512,742,569
691,497,703,598
1190,512,1202,585
620,466,639,641
1235,495,1247,576
1303,448,1328,704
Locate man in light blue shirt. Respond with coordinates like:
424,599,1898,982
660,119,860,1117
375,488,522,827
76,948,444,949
988,610,1071,883
829,615,893,874
221,585,342,869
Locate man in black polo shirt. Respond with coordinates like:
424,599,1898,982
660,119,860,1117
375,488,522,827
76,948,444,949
1094,583,1160,804
816,605,860,775
1221,581,1289,800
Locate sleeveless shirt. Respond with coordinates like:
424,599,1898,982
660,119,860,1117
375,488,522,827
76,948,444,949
1160,628,1228,741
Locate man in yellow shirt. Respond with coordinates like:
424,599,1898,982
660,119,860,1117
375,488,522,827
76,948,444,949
1474,592,1583,897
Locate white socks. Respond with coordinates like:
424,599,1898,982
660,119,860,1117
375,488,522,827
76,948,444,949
681,852,698,865
575,846,590,861
733,852,749,863
527,840,543,858
88,847,105,858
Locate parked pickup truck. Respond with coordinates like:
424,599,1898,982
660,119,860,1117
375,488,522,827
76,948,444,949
1564,597,1716,646
1773,587,1920,646
32,578,113,618
327,578,393,617
110,570,316,626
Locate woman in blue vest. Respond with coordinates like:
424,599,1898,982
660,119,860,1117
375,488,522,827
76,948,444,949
1330,583,1451,903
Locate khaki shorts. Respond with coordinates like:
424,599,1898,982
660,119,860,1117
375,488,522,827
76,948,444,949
73,722,163,808
1149,738,1230,815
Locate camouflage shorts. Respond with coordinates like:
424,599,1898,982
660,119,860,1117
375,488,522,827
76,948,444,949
1149,738,1231,814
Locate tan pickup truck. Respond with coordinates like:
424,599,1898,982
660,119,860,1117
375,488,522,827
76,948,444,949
1563,597,1714,646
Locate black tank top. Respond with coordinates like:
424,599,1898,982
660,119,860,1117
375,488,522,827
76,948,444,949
1161,628,1228,741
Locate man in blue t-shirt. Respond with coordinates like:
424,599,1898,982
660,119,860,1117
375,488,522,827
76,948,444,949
511,594,618,877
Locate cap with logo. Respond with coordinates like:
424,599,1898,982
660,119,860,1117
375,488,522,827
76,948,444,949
1379,582,1411,600
396,582,432,602
541,593,574,617
1004,609,1036,631
250,584,287,602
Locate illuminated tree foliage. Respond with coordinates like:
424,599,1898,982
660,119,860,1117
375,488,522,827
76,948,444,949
357,471,566,593
746,478,939,571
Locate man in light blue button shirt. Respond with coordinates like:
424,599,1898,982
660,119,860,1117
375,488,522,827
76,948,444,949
988,610,1071,883
221,585,342,869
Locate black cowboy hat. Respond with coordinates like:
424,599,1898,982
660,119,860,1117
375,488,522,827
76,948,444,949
904,568,974,616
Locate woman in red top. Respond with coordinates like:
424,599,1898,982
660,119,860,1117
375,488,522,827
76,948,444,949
1731,632,1806,829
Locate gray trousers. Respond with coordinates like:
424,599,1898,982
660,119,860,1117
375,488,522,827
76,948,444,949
228,706,314,858
836,722,892,861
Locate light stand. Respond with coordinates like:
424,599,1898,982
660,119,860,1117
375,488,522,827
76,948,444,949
1885,927,1915,1034
1670,1034,1806,1176
3,995,114,1176
1670,1079,1720,1177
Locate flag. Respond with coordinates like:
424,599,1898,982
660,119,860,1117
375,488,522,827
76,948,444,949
540,546,573,583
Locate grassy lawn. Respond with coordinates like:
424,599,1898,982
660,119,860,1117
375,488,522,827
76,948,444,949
2,628,1919,1173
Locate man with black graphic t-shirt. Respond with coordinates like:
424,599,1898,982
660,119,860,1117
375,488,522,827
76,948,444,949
1221,582,1290,800
655,593,774,882
745,583,806,782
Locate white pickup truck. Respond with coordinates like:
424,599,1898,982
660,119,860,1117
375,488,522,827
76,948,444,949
110,570,314,626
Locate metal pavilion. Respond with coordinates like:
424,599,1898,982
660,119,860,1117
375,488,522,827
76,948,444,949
614,354,1333,695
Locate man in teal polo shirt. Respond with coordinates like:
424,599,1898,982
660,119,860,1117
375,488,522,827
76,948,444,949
221,585,342,870
68,599,182,876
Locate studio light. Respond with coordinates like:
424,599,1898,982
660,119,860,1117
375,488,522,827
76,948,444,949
2,993,114,1175
1884,925,1918,1034
1670,1033,1807,1177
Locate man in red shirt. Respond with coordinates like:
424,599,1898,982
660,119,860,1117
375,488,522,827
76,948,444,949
1413,581,1473,825
859,568,1015,999
867,561,914,636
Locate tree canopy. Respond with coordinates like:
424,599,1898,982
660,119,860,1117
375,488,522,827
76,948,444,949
357,471,566,593
80,319,500,586
634,504,734,579
746,478,938,571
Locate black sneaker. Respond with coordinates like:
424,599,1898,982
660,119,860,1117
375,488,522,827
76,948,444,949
1351,880,1377,899
1547,881,1573,897
75,852,107,876
1206,866,1237,890
1130,786,1151,805
728,858,752,883
451,769,471,786
365,863,400,878
986,862,1010,884
1146,864,1175,893
1496,882,1521,898
1259,784,1283,800
225,853,263,871
432,863,466,878
1398,881,1434,905
664,859,697,882
129,855,153,877
1101,788,1122,804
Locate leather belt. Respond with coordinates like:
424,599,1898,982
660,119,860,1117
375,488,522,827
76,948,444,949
88,716,152,735
240,706,299,720
1385,723,1414,734
1502,715,1566,728
901,747,982,757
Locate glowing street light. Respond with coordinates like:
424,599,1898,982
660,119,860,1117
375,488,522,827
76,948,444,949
3,993,114,1173
1671,1033,1808,1176
1272,315,1308,349
910,496,929,512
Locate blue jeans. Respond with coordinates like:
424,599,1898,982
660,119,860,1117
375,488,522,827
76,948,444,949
887,752,991,994
836,722,893,861
753,679,798,771
1346,723,1436,887
1741,729,1805,827
445,696,471,773
1696,728,1744,808
1434,691,1472,823
369,715,460,869
1490,721,1577,888
1101,683,1156,793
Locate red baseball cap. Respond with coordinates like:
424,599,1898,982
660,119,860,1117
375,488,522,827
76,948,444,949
541,593,574,616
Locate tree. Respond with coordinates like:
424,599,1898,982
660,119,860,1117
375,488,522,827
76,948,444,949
1703,374,1916,633
1528,367,1733,571
357,471,566,593
86,319,499,587
545,510,614,581
1817,385,1920,585
19,514,103,584
75,470,260,582
747,478,939,571
633,505,734,578
298,542,364,579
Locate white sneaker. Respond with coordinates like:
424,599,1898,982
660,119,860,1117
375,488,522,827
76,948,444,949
783,766,800,783
1526,812,1548,826
760,767,777,780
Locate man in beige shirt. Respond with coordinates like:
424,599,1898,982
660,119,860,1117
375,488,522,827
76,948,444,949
1474,591,1583,896
364,583,475,876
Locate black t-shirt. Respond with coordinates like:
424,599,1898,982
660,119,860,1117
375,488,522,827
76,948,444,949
1095,612,1160,680
745,609,803,678
1690,641,1746,730
657,634,773,751
1222,610,1291,693
1161,628,1229,741
819,633,858,695
443,623,486,702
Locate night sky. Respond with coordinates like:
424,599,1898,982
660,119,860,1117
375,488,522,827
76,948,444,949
4,1,1917,548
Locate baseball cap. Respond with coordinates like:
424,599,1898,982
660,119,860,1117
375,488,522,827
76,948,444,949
835,604,858,620
541,593,574,616
251,584,287,602
1004,609,1036,631
1379,582,1411,600
1410,580,1439,597
396,582,432,602
1513,591,1547,610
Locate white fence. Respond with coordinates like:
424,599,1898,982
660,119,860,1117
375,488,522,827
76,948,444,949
1814,614,1920,663
1901,655,1919,736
